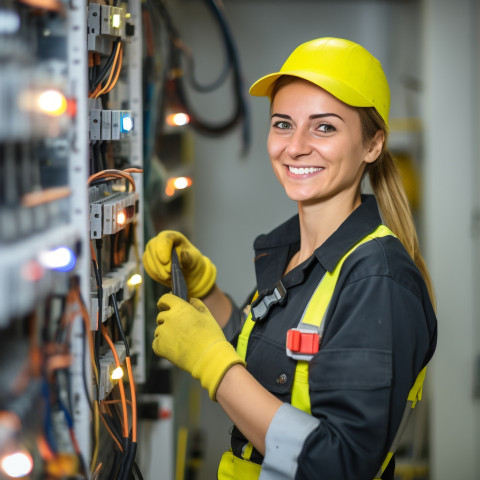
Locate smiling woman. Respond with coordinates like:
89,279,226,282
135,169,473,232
142,37,438,480
267,79,383,238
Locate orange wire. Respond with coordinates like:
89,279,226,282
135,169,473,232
87,170,136,191
102,45,123,95
99,407,123,452
125,357,137,442
100,324,129,438
95,42,123,98
101,399,132,407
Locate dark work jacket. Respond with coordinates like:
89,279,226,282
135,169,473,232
229,195,437,480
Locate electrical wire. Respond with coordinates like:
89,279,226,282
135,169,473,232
100,324,129,439
92,41,124,98
17,0,63,12
111,292,138,480
21,186,71,208
111,293,137,443
151,0,250,153
88,168,143,192
90,40,120,94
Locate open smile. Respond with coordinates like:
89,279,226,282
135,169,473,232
287,166,324,176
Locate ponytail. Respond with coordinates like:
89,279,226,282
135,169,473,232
359,108,436,308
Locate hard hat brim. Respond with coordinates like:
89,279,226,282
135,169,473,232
249,70,374,110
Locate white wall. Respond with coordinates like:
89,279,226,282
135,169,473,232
423,0,480,478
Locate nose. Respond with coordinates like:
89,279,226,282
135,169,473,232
285,128,312,158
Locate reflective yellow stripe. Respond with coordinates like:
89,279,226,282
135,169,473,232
302,225,395,328
408,366,426,407
374,451,394,479
290,360,310,414
218,450,261,480
294,225,396,414
236,312,255,361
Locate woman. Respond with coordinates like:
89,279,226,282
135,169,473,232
143,37,437,479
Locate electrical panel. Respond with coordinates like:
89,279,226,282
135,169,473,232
0,0,145,478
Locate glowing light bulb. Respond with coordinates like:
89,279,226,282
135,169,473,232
127,273,142,287
173,177,192,190
1,451,33,478
165,176,193,197
166,113,190,127
111,366,123,380
38,246,76,272
38,90,67,116
116,211,126,226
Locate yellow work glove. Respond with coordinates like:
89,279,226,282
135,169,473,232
153,293,245,400
142,231,216,299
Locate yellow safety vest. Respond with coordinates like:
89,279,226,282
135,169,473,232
218,225,426,480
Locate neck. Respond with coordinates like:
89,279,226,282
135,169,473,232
295,191,362,264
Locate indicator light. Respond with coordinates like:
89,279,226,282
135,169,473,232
38,246,76,272
127,273,142,287
111,366,124,380
165,176,193,197
166,113,190,127
37,90,68,116
111,13,121,29
1,451,33,478
116,210,126,226
120,113,133,133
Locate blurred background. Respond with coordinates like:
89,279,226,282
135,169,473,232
0,0,478,479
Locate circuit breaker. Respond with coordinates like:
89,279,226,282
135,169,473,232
0,0,145,478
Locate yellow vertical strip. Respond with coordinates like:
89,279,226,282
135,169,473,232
175,427,189,480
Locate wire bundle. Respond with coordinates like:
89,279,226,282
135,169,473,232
90,218,142,479
143,0,251,154
89,40,124,99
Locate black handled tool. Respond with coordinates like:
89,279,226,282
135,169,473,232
171,248,188,300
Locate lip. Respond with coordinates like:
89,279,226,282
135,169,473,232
285,165,324,177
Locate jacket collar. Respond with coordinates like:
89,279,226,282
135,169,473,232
254,194,383,275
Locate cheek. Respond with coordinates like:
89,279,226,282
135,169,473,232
267,133,284,160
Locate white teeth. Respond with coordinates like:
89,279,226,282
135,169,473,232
288,166,323,175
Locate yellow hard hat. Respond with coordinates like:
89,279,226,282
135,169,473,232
249,37,390,126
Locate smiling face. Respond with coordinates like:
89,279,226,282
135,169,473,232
267,78,384,209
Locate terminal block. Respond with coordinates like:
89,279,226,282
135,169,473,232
89,109,134,141
98,341,126,400
89,191,139,239
90,261,140,328
88,4,126,54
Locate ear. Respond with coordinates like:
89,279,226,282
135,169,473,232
364,130,385,164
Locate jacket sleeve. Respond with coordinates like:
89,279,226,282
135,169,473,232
291,272,435,480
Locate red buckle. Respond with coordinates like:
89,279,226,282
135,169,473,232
286,329,320,355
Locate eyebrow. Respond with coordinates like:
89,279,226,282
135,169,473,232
271,113,345,122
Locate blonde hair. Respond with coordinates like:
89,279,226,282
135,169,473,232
270,76,436,306
359,107,436,307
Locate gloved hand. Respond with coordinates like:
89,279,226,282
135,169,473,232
143,231,217,299
153,293,245,400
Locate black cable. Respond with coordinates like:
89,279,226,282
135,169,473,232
91,38,122,92
91,257,102,389
111,292,130,357
81,320,95,415
153,0,250,153
133,461,144,480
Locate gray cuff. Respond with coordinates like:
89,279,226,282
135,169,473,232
260,403,320,480
222,294,243,343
